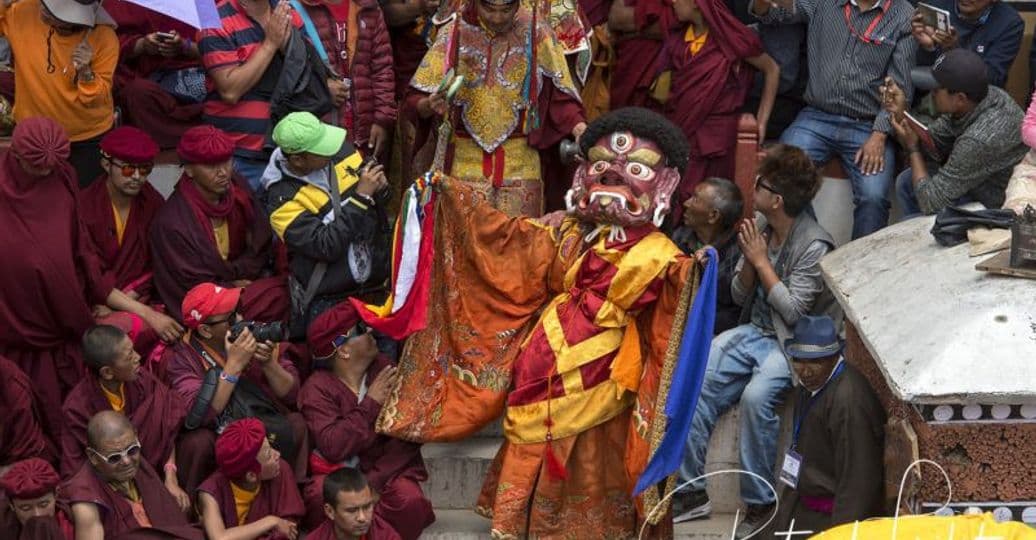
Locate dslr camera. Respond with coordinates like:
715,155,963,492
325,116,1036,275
229,320,288,343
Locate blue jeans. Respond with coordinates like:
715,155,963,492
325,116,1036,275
677,324,793,505
233,155,270,196
781,107,895,239
895,168,923,218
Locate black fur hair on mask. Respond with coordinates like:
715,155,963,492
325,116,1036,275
577,107,690,174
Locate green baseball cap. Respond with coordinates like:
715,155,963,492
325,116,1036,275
272,112,347,157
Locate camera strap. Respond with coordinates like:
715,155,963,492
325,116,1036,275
299,162,343,312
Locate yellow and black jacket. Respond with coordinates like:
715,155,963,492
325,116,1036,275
262,145,391,300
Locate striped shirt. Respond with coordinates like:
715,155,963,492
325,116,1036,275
199,0,302,160
753,0,917,133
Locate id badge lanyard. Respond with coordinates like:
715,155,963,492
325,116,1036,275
791,361,846,452
843,0,893,45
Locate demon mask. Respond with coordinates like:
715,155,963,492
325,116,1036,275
566,130,682,229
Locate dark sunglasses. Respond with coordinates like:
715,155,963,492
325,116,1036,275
754,175,781,196
88,441,142,466
331,322,371,349
205,311,238,326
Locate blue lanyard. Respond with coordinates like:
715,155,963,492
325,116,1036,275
791,362,846,449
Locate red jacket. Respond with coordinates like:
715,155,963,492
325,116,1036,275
303,1,396,145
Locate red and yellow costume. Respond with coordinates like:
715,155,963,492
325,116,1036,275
378,177,700,537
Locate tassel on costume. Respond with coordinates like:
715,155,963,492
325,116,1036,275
543,373,569,481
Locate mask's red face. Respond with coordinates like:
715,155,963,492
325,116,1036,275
567,131,681,228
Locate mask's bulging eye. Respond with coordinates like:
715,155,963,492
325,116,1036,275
626,162,655,181
590,161,610,174
611,131,633,153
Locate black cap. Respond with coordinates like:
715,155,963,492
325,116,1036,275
912,49,989,102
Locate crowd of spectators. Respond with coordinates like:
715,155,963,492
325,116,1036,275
1,0,1036,538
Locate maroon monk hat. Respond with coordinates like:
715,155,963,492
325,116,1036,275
182,282,242,329
0,458,60,500
216,418,266,480
100,126,158,164
11,117,70,171
178,125,235,165
307,301,361,359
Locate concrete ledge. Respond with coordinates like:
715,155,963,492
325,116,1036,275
422,439,500,510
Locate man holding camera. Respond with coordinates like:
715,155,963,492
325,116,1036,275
263,112,392,339
161,282,308,497
911,0,1022,88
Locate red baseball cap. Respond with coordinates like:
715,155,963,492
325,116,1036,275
182,283,242,329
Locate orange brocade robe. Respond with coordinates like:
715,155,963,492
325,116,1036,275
377,179,700,538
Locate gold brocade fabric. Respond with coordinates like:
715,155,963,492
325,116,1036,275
450,136,542,217
411,8,580,154
377,179,698,536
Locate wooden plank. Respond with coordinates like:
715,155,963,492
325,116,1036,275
975,249,1036,279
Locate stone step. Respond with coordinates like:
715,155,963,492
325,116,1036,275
419,510,740,539
421,438,500,510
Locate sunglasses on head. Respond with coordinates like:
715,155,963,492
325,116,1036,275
331,322,371,349
88,441,142,466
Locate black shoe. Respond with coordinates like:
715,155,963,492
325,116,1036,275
734,503,776,539
672,490,711,523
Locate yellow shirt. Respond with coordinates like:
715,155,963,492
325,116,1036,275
100,382,125,413
213,220,230,260
684,25,709,55
0,0,117,142
230,482,260,526
112,202,128,247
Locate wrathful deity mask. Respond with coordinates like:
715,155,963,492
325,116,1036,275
566,131,681,229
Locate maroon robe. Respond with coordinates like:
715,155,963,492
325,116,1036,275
62,459,202,539
308,515,402,540
149,175,288,323
60,371,187,479
0,354,58,466
389,25,429,102
609,0,676,111
664,0,762,202
298,357,432,538
102,1,204,149
0,151,114,441
80,178,166,353
0,498,75,540
197,459,304,539
160,339,308,495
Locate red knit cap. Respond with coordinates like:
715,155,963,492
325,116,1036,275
10,117,70,170
177,125,235,164
307,301,360,358
100,126,158,164
181,282,242,329
0,458,60,499
216,418,266,480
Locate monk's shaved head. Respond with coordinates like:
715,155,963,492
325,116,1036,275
86,410,135,449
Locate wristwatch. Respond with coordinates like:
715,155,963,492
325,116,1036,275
219,371,240,384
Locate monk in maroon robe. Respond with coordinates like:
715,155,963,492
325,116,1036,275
664,0,778,207
161,283,308,497
81,127,177,355
0,354,57,468
149,125,289,323
61,325,189,518
0,458,74,540
607,0,675,111
308,467,401,540
299,302,432,538
63,411,202,540
197,418,304,540
0,118,178,441
102,1,204,149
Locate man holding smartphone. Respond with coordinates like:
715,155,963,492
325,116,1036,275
911,0,1022,88
263,112,392,337
105,2,206,149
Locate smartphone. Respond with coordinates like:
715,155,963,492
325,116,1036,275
916,3,951,33
155,31,176,41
